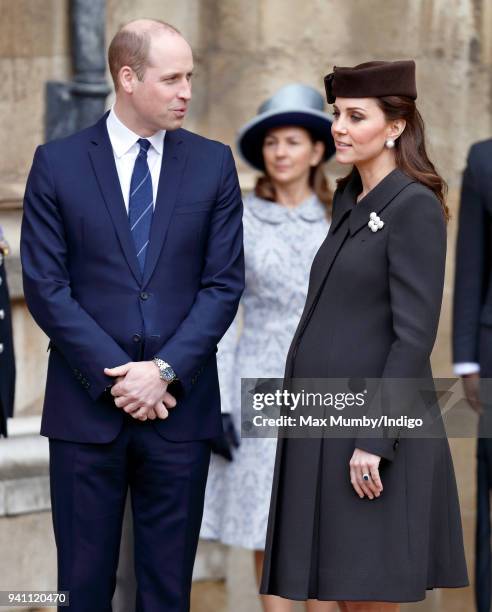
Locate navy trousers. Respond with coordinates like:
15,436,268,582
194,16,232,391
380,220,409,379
49,416,211,612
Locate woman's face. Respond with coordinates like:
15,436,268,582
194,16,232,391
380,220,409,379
262,126,324,187
331,97,403,166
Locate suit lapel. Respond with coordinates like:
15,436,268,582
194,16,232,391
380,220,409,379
142,130,187,286
88,115,142,283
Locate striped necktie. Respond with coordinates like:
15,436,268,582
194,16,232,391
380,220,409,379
129,138,153,273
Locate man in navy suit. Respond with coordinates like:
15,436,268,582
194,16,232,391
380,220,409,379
21,19,244,611
453,138,492,612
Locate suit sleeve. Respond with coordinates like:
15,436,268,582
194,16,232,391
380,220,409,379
155,145,245,393
355,190,447,461
21,145,132,401
452,146,488,365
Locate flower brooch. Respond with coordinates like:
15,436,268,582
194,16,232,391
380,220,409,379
368,212,384,232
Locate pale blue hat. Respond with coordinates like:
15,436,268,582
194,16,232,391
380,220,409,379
237,83,335,171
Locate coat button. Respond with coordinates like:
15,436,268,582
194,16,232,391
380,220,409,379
0,309,4,320
133,334,142,343
140,292,149,300
0,343,3,354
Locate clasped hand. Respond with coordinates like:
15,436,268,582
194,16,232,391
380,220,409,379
104,361,177,421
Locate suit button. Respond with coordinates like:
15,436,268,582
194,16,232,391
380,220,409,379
140,292,149,300
0,343,3,354
133,334,142,343
0,309,4,320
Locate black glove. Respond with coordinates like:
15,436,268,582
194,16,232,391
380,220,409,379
210,414,240,461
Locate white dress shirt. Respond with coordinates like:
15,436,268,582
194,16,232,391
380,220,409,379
106,108,166,213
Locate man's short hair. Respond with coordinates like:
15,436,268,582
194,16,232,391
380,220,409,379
108,20,181,90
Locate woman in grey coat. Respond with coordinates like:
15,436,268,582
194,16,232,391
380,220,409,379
200,84,338,612
260,61,469,610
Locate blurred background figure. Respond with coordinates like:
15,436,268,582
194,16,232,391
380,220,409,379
453,137,492,612
200,83,338,612
0,225,15,437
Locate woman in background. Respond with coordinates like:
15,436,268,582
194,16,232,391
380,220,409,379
201,83,338,612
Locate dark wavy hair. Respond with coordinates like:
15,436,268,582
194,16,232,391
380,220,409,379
255,130,333,218
336,96,449,221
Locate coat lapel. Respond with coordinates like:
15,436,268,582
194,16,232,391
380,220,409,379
300,180,355,318
88,114,142,284
284,187,355,378
142,129,187,286
348,168,415,236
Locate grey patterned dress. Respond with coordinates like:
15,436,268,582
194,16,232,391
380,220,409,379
200,192,330,550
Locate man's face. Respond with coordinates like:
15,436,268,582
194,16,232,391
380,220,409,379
130,32,193,133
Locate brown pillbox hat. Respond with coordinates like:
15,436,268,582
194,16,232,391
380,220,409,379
324,60,417,104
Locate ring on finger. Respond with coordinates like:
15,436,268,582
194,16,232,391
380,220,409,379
362,473,371,482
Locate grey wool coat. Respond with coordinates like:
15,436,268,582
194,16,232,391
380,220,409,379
260,169,469,603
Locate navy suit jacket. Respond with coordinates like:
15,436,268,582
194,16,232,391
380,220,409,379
21,114,244,443
453,139,492,370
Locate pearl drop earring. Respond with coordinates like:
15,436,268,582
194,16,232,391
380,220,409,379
385,139,395,149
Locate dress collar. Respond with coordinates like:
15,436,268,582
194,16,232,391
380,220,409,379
246,193,327,224
106,107,166,158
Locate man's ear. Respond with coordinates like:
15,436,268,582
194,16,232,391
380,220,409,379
118,66,135,94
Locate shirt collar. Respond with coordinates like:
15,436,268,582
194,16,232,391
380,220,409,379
106,107,165,158
246,193,327,224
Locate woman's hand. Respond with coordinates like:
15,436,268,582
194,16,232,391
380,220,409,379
349,448,383,499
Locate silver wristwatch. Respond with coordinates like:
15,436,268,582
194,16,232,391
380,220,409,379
152,357,177,383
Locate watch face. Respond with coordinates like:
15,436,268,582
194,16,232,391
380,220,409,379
163,366,175,381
